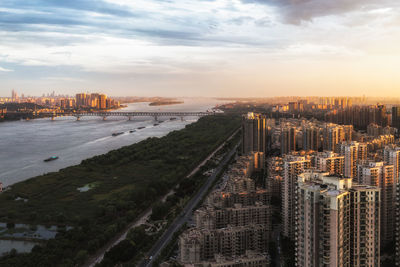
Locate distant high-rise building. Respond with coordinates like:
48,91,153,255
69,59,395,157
288,102,298,113
282,155,311,239
325,105,390,130
242,112,267,154
11,89,18,101
323,124,342,151
98,94,107,109
75,93,86,108
338,141,367,179
322,124,352,152
302,125,320,151
90,93,99,108
296,172,380,267
281,126,296,155
393,106,400,131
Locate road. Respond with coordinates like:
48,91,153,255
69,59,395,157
84,129,239,267
187,128,239,178
138,142,239,267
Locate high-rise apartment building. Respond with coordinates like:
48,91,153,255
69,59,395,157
11,89,18,100
357,161,395,245
322,124,344,151
179,225,269,264
295,172,380,267
194,202,270,230
350,184,380,267
338,141,367,179
178,154,271,266
267,156,283,199
242,112,267,154
392,106,400,130
281,126,296,155
383,145,400,182
75,93,86,108
302,125,320,151
313,151,344,176
282,155,311,239
89,93,98,108
98,94,107,109
396,183,400,267
193,251,269,267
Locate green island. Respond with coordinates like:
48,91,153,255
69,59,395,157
0,114,240,266
149,100,184,106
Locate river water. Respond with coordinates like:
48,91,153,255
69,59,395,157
0,98,224,187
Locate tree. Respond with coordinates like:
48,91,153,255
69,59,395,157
104,240,136,263
74,250,88,264
127,225,149,247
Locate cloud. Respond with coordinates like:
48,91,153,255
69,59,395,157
1,0,400,98
0,0,135,17
242,0,397,24
0,66,13,72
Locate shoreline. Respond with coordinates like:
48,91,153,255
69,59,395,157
0,100,224,188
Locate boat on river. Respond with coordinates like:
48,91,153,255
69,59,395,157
44,156,59,162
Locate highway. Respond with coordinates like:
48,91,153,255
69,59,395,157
138,141,239,267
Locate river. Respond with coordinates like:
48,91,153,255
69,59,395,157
0,98,224,187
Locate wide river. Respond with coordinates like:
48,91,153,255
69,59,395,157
0,98,224,187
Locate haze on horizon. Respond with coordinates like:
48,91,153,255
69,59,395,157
0,0,400,98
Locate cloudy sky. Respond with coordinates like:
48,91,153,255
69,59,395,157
0,0,400,97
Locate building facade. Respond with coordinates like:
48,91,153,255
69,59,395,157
295,172,380,267
282,155,311,239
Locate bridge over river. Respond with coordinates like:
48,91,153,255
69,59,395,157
28,111,216,121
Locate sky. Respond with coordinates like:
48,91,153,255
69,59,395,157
0,0,400,97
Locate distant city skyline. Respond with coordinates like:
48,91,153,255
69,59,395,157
3,89,400,100
1,1,400,97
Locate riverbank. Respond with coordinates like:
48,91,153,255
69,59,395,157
0,99,225,187
0,114,241,266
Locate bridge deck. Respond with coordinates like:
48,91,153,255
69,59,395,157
26,111,216,117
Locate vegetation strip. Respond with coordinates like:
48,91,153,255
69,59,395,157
0,115,240,266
